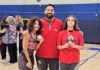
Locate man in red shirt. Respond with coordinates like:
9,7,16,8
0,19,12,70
36,4,63,70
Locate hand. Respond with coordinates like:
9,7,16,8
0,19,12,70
63,43,69,49
26,62,32,70
70,43,76,48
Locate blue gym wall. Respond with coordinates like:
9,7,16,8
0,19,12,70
0,3,100,43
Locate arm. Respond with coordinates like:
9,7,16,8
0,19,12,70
58,43,69,50
70,44,84,50
35,41,43,50
57,32,69,50
0,28,7,33
71,32,84,50
23,34,32,69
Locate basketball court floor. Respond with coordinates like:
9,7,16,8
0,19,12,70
0,44,100,70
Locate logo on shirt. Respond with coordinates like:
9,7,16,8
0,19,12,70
65,35,76,44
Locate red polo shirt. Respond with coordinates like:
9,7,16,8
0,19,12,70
57,30,84,64
36,17,63,58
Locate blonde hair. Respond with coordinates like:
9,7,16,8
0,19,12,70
15,15,24,26
6,16,17,25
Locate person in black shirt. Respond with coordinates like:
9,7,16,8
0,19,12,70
16,15,24,53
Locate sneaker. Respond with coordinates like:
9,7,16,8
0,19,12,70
1,59,8,63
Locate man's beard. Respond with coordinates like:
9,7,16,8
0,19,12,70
45,13,54,19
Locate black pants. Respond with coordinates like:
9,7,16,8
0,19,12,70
1,43,17,63
19,39,23,53
36,56,59,70
0,45,2,52
60,62,79,70
1,44,7,59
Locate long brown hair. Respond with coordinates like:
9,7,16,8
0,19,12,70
27,17,42,35
64,15,80,31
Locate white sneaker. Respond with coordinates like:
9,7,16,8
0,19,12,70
1,59,8,63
